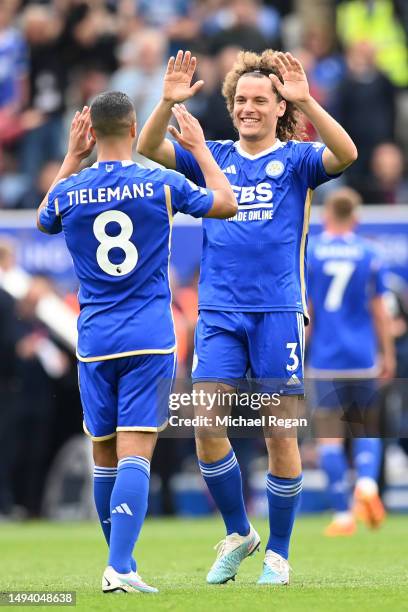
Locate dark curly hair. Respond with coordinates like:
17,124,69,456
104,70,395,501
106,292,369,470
222,49,305,142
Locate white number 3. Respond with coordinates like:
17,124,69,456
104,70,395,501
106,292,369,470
93,210,138,276
286,342,299,372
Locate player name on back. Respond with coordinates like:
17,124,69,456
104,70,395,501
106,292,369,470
66,183,154,206
314,243,363,259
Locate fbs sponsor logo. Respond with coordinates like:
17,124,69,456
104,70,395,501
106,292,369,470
231,182,273,205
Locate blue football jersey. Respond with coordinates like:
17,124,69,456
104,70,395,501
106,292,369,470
39,160,214,361
174,139,338,315
307,232,386,374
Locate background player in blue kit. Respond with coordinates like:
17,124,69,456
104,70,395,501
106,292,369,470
307,188,395,537
138,49,357,585
37,95,237,593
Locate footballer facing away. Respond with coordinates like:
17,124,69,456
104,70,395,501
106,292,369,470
137,49,358,585
307,187,395,537
37,96,237,593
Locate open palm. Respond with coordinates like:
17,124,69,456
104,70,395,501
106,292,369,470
67,107,95,160
163,50,204,104
270,52,310,104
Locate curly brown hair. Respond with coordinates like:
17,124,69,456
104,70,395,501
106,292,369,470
222,49,305,142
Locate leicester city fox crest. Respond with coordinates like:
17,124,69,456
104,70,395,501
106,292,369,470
265,160,285,178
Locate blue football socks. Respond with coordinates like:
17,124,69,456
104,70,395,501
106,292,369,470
93,465,137,572
353,438,382,482
199,448,250,536
93,465,117,545
319,443,350,512
266,473,303,559
108,456,150,574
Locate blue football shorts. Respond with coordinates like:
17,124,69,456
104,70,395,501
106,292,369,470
78,352,176,440
310,377,379,411
192,310,305,395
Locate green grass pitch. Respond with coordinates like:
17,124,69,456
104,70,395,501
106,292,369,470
1,516,407,612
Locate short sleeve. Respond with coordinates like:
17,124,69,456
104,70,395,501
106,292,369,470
293,141,342,189
38,185,63,234
167,171,214,218
174,142,205,186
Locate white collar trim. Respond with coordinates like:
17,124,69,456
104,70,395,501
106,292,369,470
234,139,285,160
322,230,356,241
92,160,136,168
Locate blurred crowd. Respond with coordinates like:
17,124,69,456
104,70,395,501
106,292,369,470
0,0,407,208
0,240,81,517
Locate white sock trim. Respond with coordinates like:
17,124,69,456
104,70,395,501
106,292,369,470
356,477,378,495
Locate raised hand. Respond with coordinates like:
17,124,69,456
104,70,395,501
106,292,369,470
269,52,310,105
67,106,96,161
168,104,206,153
163,50,204,104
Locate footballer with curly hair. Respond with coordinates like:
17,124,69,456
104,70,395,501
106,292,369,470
138,49,357,585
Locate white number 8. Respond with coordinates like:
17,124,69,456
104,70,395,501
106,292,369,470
93,210,138,276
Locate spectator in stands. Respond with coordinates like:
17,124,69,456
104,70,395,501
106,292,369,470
300,25,345,116
59,1,118,75
35,161,64,208
336,0,408,88
194,45,238,141
135,0,199,56
0,241,19,518
0,0,26,112
204,0,279,55
67,67,110,112
359,142,408,205
19,5,66,207
393,0,408,39
116,0,142,43
14,276,69,516
0,151,29,208
292,26,345,141
110,29,167,128
0,0,28,182
335,40,396,191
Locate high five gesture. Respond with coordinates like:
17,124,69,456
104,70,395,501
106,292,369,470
270,52,310,105
163,50,204,104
